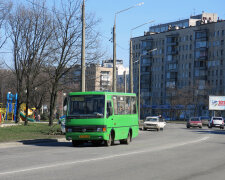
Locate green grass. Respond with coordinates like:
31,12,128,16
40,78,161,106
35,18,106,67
0,123,64,143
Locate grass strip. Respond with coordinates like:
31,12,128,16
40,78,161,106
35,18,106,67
0,123,64,143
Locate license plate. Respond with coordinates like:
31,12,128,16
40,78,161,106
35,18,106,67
79,135,90,138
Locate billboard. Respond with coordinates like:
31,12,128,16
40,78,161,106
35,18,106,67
209,96,225,110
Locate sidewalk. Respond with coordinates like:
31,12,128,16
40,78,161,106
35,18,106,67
0,137,68,149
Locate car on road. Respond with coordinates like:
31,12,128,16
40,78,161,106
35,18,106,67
142,116,166,131
58,115,66,134
208,117,224,129
200,116,210,126
186,117,202,128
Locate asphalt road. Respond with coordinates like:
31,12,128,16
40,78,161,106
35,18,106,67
1,123,225,180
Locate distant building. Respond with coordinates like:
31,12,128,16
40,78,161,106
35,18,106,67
86,63,113,92
131,12,225,118
102,59,129,92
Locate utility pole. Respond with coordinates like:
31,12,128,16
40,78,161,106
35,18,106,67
81,0,85,92
129,39,133,93
112,2,144,93
124,70,127,93
113,22,117,92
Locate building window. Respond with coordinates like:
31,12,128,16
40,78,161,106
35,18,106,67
186,45,188,50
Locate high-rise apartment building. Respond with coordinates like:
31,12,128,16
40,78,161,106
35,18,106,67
131,13,225,118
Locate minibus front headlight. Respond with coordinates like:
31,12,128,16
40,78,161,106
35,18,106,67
96,126,106,132
97,128,103,132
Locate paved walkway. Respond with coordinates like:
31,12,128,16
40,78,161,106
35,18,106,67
0,138,67,149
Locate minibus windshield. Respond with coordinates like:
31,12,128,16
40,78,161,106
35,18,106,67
68,95,105,119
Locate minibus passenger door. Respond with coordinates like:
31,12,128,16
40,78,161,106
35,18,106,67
107,101,113,126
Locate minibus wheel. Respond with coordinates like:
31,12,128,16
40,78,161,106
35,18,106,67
120,131,131,145
125,132,131,145
105,133,112,146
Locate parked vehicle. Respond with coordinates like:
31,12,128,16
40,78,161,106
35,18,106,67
200,116,210,126
186,117,202,128
142,116,166,131
208,117,224,129
58,115,66,134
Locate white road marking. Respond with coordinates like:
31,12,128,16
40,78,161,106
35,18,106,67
0,136,209,176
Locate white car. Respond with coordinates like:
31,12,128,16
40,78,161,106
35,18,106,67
208,117,224,129
142,116,166,131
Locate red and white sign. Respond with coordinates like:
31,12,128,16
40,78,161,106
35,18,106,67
209,96,225,110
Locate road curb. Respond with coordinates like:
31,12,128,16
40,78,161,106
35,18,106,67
0,138,68,149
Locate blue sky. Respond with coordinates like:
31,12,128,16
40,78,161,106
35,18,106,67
85,0,225,67
5,0,225,67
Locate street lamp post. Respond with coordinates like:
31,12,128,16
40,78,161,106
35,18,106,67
81,0,85,92
112,2,144,92
136,48,157,121
130,20,154,93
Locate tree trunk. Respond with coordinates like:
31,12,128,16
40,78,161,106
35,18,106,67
24,85,29,126
49,83,58,126
16,101,21,123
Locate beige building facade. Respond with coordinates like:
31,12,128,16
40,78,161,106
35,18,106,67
86,64,113,92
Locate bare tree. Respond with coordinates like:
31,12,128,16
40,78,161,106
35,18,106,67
46,0,102,126
0,0,12,49
29,72,51,113
7,3,53,125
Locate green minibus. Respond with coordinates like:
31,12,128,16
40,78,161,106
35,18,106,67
65,91,138,147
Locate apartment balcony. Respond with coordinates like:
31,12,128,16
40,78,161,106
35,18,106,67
167,41,179,46
169,59,178,63
167,50,178,55
198,56,208,61
195,47,208,51
195,29,208,42
166,35,179,45
197,75,207,80
141,62,151,67
142,39,153,51
142,45,154,51
195,36,208,41
168,76,177,81
166,81,177,88
168,67,178,72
